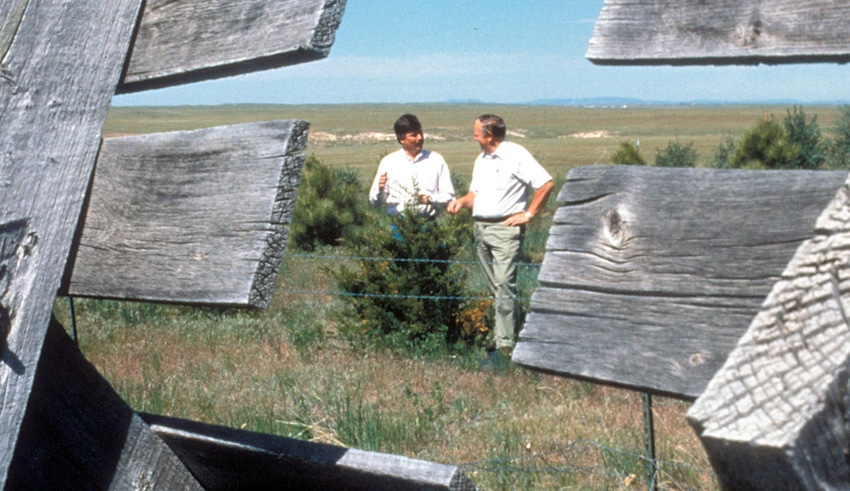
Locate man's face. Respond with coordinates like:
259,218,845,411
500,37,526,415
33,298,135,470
399,131,424,156
474,119,495,154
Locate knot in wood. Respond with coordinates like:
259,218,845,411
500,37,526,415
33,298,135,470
602,208,627,249
689,352,708,367
737,19,763,47
20,231,37,257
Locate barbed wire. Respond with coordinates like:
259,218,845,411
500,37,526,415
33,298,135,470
279,252,542,302
282,252,543,269
279,289,499,302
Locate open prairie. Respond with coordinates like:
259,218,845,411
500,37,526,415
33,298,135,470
87,103,845,489
105,103,844,181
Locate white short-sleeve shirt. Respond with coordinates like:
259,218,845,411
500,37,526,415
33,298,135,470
470,141,552,219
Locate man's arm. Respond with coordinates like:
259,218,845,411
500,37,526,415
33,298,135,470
504,180,554,226
447,192,475,214
368,164,388,207
429,161,456,205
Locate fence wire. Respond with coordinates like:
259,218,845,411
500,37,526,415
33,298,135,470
278,252,542,302
278,252,720,489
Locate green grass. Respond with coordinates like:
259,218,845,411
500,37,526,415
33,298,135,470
64,102,841,489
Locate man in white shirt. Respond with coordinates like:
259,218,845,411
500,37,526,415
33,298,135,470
448,114,554,359
369,114,455,217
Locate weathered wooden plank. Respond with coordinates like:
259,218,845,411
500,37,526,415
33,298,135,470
513,166,847,399
7,318,203,489
118,0,348,92
587,0,850,65
141,413,479,491
63,120,308,308
687,176,850,490
0,0,189,486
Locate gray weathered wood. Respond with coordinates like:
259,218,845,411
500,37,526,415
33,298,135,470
141,413,478,491
687,175,850,490
513,166,847,399
118,0,347,92
0,0,199,486
587,0,850,65
63,120,308,308
7,318,203,489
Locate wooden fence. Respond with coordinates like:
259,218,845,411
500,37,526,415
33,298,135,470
516,1,850,489
5,0,850,489
0,1,475,489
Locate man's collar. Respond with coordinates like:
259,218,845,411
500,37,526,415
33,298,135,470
482,140,503,158
407,148,429,162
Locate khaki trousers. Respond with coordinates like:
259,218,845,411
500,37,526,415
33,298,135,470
474,221,524,350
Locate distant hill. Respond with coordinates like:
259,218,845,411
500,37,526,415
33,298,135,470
524,97,850,107
528,97,655,107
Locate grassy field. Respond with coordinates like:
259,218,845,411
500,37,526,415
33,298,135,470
78,103,846,490
105,103,845,182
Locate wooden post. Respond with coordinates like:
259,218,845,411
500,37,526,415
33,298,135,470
0,0,169,485
0,0,479,487
513,166,847,399
63,120,309,308
688,176,850,489
0,0,349,486
119,0,348,92
587,0,850,65
142,413,478,491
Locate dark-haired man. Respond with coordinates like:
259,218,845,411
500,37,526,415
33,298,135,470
448,114,554,360
369,114,455,217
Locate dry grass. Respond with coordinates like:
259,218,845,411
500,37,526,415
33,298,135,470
78,102,842,489
59,259,719,490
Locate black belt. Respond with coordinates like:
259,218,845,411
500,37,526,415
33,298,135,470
474,216,509,223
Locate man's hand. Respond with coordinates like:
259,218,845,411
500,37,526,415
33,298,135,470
447,191,475,214
378,172,387,188
504,211,531,226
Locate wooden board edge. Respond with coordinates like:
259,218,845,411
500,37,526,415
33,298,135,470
116,0,348,94
140,412,479,491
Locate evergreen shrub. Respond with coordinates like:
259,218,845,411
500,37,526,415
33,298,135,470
290,155,369,251
611,140,647,166
655,140,698,168
331,208,478,355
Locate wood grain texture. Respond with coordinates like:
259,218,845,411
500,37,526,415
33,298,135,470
688,176,850,490
118,0,348,92
513,166,847,399
587,0,850,65
141,413,478,491
65,120,308,308
7,319,202,489
0,0,147,485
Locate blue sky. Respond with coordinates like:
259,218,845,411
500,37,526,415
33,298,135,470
112,0,850,106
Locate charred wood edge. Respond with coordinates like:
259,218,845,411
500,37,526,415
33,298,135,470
251,120,309,308
586,0,850,66
687,178,850,489
250,150,307,308
116,0,348,93
141,413,479,491
6,318,203,489
59,119,309,309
